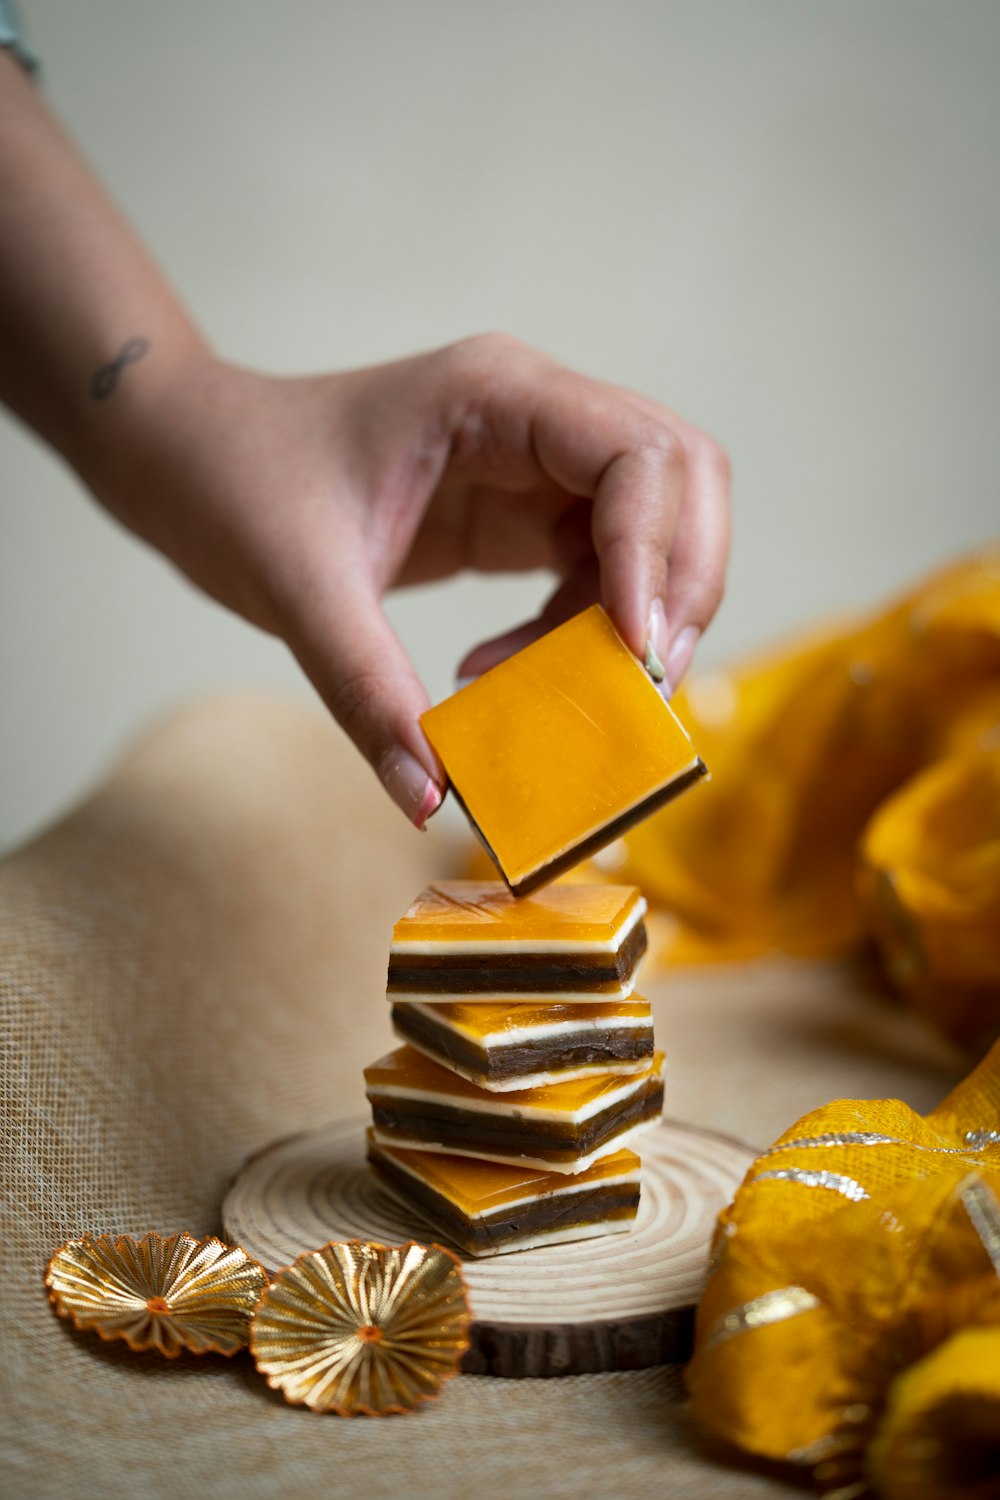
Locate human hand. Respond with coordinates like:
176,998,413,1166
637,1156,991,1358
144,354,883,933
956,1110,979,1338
91,335,730,827
0,57,728,828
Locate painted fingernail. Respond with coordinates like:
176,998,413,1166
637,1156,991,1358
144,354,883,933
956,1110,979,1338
645,598,670,683
665,625,700,696
379,748,443,830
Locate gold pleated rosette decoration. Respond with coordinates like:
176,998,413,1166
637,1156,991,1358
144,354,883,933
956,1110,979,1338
46,1231,269,1357
250,1240,471,1415
687,1043,1000,1497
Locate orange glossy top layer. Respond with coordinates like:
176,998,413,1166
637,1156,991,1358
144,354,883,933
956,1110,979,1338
390,880,643,950
420,605,702,888
368,1129,641,1213
364,1044,664,1113
410,999,652,1041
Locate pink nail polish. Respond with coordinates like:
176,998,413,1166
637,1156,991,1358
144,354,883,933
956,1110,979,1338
414,780,444,830
664,625,700,696
379,748,443,829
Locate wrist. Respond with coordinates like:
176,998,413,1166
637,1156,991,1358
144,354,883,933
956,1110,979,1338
74,333,215,532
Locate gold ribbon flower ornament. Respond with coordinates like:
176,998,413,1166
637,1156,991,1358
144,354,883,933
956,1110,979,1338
47,1231,471,1418
249,1240,471,1415
45,1231,268,1356
687,1043,1000,1498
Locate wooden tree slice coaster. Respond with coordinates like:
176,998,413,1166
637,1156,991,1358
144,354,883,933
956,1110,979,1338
223,1116,755,1379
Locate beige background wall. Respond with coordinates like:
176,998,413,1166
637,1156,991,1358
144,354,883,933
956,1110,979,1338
2,0,998,851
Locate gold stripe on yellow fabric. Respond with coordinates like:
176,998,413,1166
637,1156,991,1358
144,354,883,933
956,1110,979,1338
765,1131,895,1151
702,1284,820,1352
961,1175,1000,1273
765,1131,990,1158
751,1168,869,1201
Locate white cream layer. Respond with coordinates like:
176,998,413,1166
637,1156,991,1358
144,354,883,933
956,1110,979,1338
367,1058,663,1125
397,1033,652,1094
371,1116,658,1175
404,1001,651,1047
390,896,647,956
375,1146,642,1219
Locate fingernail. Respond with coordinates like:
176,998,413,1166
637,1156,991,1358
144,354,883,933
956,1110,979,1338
645,599,669,683
379,748,444,830
665,624,700,696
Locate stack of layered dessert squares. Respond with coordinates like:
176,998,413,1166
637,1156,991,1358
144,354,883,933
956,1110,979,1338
365,604,707,1258
365,879,663,1258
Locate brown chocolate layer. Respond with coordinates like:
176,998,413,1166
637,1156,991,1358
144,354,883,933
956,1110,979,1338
369,1147,640,1253
387,920,647,995
452,759,707,898
391,1002,654,1084
370,1075,664,1165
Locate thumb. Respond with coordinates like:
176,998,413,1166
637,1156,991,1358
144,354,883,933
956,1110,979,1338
284,568,444,829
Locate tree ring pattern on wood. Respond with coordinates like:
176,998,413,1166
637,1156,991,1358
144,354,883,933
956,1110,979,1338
223,1116,755,1378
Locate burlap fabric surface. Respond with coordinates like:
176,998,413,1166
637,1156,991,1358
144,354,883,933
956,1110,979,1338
0,695,966,1500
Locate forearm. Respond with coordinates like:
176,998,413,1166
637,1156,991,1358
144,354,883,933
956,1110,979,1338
0,50,206,489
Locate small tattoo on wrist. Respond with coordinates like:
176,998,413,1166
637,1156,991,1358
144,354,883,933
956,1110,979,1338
90,337,151,401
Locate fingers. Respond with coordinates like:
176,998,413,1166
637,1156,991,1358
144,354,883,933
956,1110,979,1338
658,434,731,692
589,439,683,673
501,352,728,693
277,556,444,829
522,381,680,664
591,425,730,694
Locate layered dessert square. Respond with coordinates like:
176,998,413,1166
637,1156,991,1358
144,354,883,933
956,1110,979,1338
387,880,648,1002
391,997,654,1092
420,604,707,896
368,1131,642,1257
365,1044,665,1172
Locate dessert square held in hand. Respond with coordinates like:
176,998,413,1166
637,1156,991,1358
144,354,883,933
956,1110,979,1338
420,604,707,895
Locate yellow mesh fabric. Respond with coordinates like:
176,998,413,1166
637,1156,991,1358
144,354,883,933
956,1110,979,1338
620,547,1000,1028
868,1327,1000,1500
859,750,1000,1047
687,1044,1000,1491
